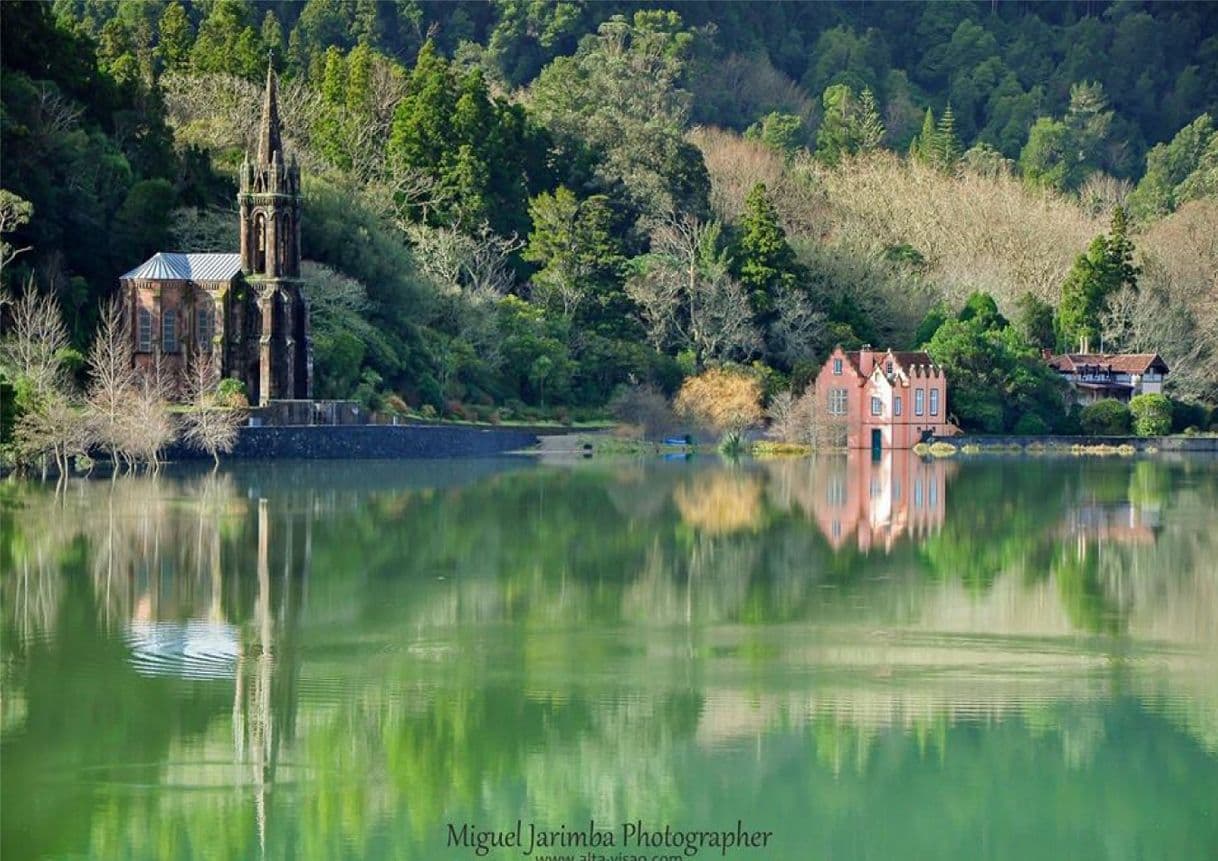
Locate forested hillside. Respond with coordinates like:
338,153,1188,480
2,1,1216,428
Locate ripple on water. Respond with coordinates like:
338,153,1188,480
124,620,240,681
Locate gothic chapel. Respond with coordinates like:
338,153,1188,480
120,59,311,405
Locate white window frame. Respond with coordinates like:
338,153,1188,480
870,396,882,416
196,304,213,351
162,308,178,354
915,388,925,416
894,395,903,417
833,357,843,375
930,389,940,417
137,307,152,352
828,388,848,416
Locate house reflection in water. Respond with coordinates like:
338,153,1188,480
810,450,954,553
1060,502,1160,548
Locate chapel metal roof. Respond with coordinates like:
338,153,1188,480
120,252,242,283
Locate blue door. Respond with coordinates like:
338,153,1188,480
871,428,883,460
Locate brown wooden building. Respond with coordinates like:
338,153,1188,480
120,61,310,405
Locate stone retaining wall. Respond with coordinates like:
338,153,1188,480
936,434,1218,452
165,424,544,460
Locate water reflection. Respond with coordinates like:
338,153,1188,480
766,450,952,552
2,456,1217,859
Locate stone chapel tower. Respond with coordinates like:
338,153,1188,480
238,59,311,404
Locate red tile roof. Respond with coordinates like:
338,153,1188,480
1046,353,1169,374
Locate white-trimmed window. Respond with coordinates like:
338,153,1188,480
930,389,940,416
137,307,152,352
833,357,843,375
870,396,882,416
162,308,178,353
828,388,848,415
885,361,893,376
196,304,214,351
915,388,925,416
894,395,903,416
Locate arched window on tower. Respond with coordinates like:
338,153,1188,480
254,212,266,273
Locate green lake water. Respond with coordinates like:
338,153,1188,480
2,453,1217,860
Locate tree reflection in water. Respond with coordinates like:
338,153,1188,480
2,456,1217,859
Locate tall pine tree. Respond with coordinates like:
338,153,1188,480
733,183,801,321
858,87,886,151
934,103,960,171
910,107,937,165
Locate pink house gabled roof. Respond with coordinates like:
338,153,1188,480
833,347,941,387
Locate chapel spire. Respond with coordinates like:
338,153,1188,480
256,55,283,166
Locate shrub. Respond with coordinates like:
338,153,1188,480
216,377,249,408
673,367,764,437
1079,399,1131,435
609,384,677,440
1012,412,1050,435
1169,398,1208,434
1129,393,1172,436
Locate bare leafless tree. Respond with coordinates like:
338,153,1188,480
769,286,826,368
628,211,761,364
0,279,70,398
86,296,138,469
13,390,92,480
180,353,245,467
768,385,847,449
125,353,179,471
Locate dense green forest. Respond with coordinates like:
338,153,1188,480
2,1,1216,430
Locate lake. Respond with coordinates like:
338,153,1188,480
2,452,1216,860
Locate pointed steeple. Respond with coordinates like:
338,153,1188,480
256,55,283,166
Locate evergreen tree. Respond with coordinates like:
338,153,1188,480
1015,293,1056,351
1106,205,1138,289
816,83,861,165
352,0,383,47
911,107,937,165
1057,206,1140,351
734,183,801,320
524,187,626,323
157,2,192,71
744,112,803,155
858,87,886,150
191,0,262,79
934,102,961,170
261,11,284,65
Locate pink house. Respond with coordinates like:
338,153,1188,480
814,346,958,451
